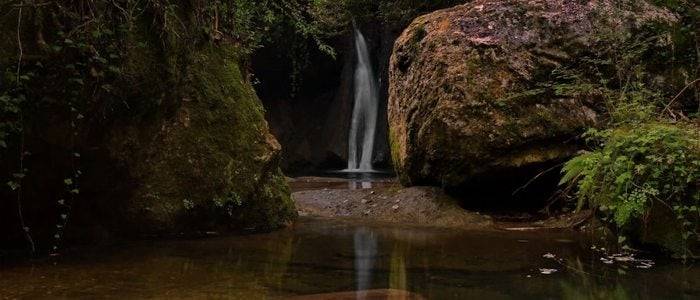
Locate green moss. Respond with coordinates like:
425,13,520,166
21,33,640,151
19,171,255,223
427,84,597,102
109,44,295,234
389,127,412,185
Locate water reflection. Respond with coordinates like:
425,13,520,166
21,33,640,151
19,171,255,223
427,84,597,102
0,218,698,299
354,227,377,299
348,181,373,190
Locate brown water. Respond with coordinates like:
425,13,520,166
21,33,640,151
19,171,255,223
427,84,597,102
0,217,698,299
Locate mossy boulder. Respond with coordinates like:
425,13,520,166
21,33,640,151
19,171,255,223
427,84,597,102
0,3,296,249
106,45,296,234
388,0,677,204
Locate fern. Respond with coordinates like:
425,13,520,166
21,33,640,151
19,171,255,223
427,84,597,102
561,123,700,254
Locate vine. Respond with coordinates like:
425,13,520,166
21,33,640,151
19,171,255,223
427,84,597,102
0,0,332,254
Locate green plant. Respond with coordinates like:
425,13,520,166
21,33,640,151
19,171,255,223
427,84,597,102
561,123,700,257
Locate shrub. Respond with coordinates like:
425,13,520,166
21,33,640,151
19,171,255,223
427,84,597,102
561,123,700,256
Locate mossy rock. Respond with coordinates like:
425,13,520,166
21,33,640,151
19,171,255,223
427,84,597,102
388,0,678,204
636,203,700,257
107,45,296,234
0,5,296,245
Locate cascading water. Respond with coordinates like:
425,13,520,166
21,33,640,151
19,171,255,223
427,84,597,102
346,26,379,172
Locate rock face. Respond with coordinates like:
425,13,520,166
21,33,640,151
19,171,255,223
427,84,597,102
103,46,297,235
0,12,296,248
388,0,675,203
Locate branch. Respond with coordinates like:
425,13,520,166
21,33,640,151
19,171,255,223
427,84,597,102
661,78,700,117
16,4,22,83
12,1,53,8
512,162,565,196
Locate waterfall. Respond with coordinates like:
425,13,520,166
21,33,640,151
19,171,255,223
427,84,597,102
347,26,379,172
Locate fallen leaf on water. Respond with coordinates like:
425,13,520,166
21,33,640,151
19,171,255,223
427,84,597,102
539,268,558,275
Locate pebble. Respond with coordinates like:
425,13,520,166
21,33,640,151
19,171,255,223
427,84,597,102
392,205,400,210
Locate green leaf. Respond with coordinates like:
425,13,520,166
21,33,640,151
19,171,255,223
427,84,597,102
618,236,627,244
7,181,20,191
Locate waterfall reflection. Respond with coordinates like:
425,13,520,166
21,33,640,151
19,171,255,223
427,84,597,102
348,181,373,190
354,227,377,299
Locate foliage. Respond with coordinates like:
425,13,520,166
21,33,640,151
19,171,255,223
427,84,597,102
561,124,699,256
555,1,700,257
310,0,463,34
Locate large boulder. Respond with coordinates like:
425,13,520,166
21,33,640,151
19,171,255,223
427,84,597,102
388,0,676,204
102,45,297,235
0,5,296,251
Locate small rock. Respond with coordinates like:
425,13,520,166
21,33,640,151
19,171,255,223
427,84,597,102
543,253,556,259
370,191,376,195
361,199,369,204
392,205,400,210
364,210,371,215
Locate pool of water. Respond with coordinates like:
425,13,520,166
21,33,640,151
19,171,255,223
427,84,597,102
1,217,698,299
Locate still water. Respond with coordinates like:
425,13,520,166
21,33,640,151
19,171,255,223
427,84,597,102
1,217,698,299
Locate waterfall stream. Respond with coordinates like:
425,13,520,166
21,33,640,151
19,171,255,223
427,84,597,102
347,27,379,172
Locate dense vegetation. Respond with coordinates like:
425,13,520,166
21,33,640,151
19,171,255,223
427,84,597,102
560,0,700,257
